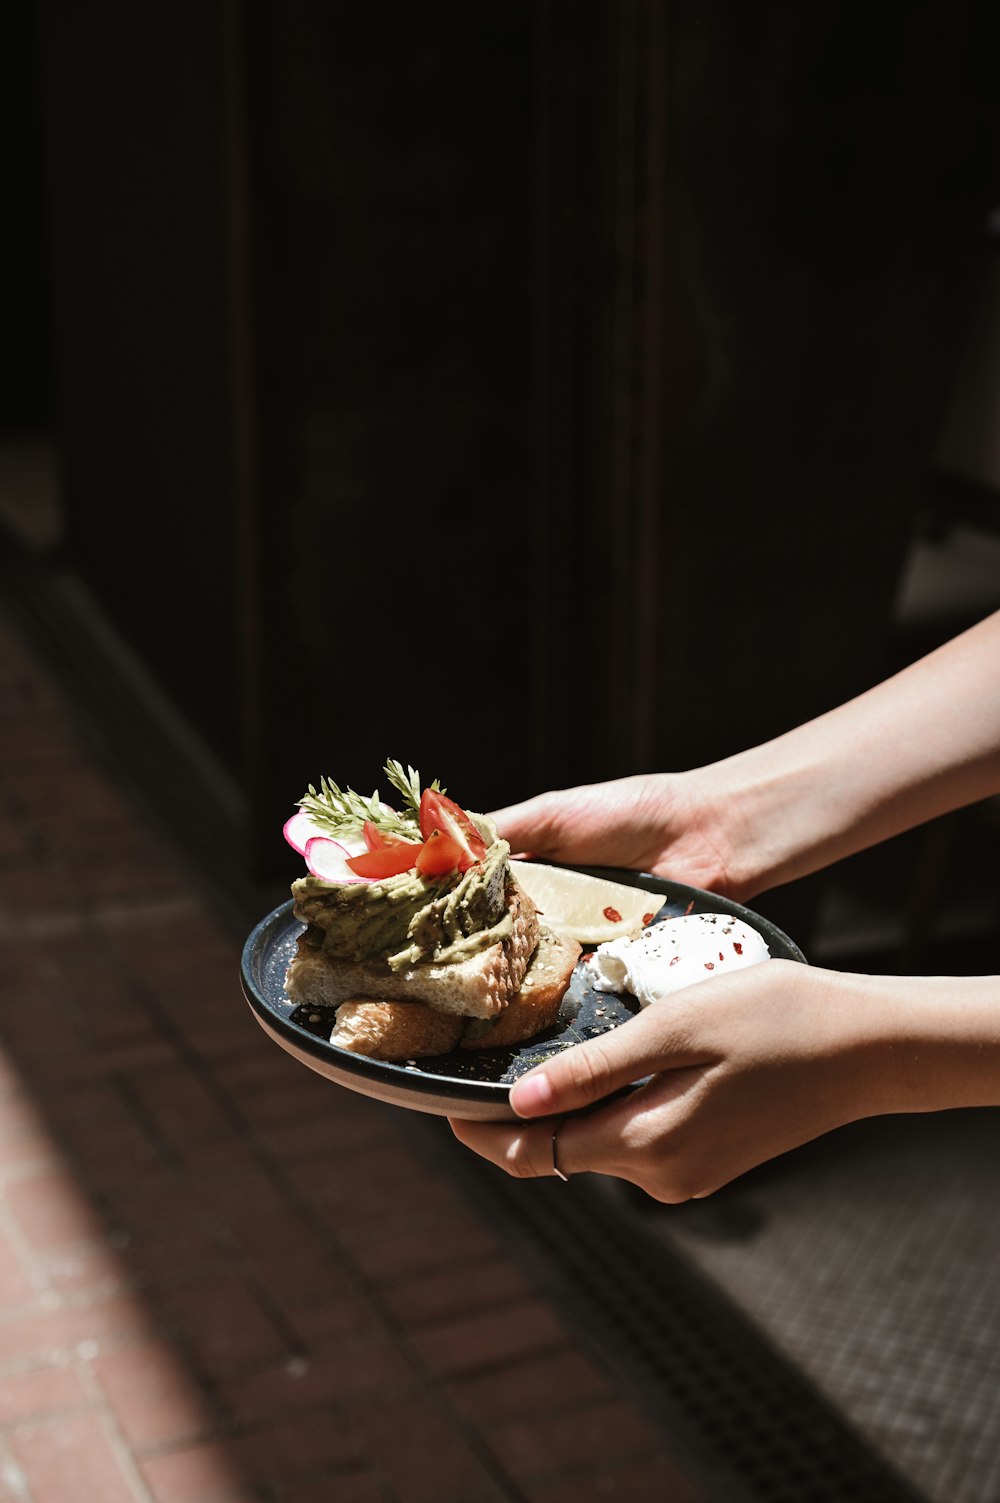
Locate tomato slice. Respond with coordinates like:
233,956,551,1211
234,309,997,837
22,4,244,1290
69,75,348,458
345,843,421,879
418,790,488,869
362,819,411,851
363,819,427,854
414,828,465,877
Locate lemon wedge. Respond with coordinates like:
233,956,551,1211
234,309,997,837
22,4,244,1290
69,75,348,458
510,861,663,944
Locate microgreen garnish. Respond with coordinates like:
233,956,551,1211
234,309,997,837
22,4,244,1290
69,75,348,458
297,760,443,840
383,760,444,818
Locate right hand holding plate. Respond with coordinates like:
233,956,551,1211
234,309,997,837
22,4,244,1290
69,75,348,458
450,960,888,1201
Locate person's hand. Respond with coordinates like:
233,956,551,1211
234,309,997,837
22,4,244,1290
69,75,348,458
450,962,896,1201
491,770,747,898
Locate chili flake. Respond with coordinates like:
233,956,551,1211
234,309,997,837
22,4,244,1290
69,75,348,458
603,906,622,923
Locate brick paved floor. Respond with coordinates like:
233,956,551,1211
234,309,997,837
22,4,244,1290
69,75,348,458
0,612,711,1502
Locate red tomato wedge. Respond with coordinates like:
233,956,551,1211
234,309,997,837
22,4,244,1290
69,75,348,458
345,843,422,879
418,790,488,870
362,819,419,853
414,828,465,876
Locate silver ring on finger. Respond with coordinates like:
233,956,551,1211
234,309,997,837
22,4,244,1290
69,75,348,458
551,1119,570,1182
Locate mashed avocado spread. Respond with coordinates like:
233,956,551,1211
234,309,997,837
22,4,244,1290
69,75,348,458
291,816,511,970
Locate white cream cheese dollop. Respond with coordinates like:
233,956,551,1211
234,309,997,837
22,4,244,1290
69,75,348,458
590,912,770,1007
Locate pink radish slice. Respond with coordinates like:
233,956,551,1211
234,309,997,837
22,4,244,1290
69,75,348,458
285,810,367,858
304,836,374,884
283,809,331,854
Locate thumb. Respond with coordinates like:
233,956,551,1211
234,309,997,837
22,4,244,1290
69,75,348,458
488,793,561,856
509,1004,704,1119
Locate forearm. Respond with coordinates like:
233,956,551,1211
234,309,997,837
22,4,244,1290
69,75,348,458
835,970,1000,1116
698,609,1000,899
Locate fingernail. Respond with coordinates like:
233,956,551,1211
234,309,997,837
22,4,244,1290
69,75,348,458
510,1071,553,1116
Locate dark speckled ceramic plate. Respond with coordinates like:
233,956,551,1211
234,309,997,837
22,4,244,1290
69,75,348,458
240,866,806,1122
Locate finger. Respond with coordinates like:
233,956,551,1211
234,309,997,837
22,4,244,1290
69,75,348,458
509,999,709,1119
452,1078,715,1198
543,1073,721,1199
448,1115,567,1181
488,794,562,854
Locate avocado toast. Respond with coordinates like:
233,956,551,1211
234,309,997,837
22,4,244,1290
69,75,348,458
282,762,580,1061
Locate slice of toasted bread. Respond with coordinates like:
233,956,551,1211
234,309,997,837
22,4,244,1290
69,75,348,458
329,1000,464,1060
460,928,581,1050
285,881,539,1021
326,927,582,1061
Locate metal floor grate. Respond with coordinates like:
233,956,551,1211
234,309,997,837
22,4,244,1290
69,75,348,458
641,1111,1000,1503
415,1119,923,1503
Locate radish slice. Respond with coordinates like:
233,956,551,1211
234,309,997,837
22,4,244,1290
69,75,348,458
304,836,374,884
284,810,367,859
283,809,331,855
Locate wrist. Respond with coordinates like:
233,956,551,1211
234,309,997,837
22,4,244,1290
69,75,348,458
680,753,820,902
686,729,875,901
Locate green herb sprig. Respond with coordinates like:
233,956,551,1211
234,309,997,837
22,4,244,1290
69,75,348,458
383,759,444,817
297,760,444,841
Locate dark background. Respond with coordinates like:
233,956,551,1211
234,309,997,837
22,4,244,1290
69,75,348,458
3,0,999,929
